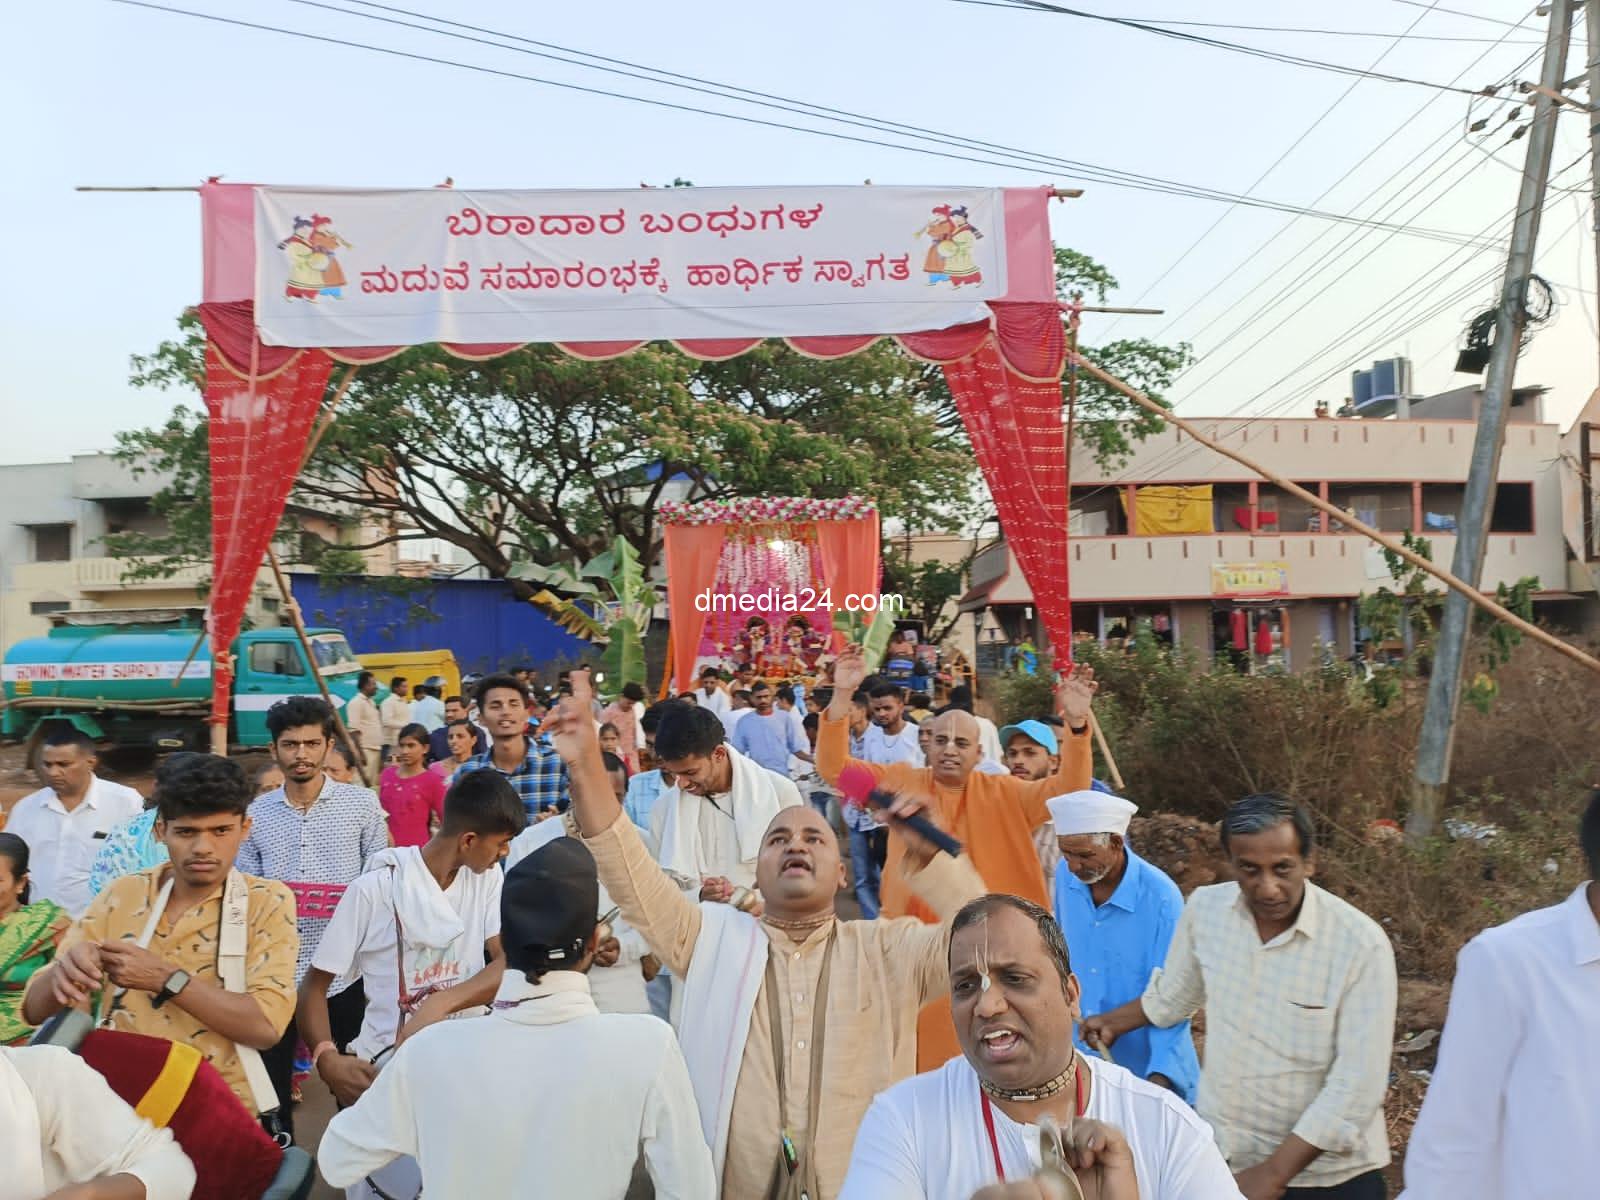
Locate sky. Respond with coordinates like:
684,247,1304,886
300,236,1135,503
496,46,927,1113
3,0,1598,467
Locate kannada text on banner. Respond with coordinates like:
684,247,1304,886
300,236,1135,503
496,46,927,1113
252,186,1014,346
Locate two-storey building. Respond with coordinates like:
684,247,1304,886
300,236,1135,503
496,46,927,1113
962,385,1592,670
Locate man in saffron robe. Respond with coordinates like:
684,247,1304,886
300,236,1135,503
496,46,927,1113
818,643,1096,1069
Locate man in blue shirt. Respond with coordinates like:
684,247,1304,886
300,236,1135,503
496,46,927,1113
731,681,811,776
1047,789,1199,1103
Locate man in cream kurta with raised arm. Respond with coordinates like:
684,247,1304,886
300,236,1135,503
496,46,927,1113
542,668,988,1200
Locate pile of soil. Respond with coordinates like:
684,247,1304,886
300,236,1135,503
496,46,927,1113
1130,812,1232,893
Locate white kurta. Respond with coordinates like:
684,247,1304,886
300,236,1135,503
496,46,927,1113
3,1045,196,1200
840,1054,1242,1200
1401,883,1600,1200
317,972,713,1199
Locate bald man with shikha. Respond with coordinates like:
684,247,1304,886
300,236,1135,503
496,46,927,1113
818,644,1098,1070
539,667,988,1200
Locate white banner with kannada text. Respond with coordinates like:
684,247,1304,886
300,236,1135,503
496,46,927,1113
252,186,1014,347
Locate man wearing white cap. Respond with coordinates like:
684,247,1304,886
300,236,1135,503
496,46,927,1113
1047,789,1199,1104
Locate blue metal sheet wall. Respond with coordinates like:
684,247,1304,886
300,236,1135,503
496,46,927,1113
288,573,593,675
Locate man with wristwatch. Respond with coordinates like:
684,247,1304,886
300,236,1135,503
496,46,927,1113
22,753,300,1116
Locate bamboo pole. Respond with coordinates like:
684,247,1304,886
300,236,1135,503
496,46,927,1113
1073,354,1600,677
1062,301,1127,790
265,546,374,787
297,364,360,474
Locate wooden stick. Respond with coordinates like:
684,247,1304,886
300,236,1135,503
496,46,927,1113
265,546,374,787
1073,354,1600,677
75,185,201,192
297,364,361,474
1088,711,1125,792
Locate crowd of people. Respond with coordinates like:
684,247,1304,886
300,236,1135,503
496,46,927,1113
0,648,1596,1200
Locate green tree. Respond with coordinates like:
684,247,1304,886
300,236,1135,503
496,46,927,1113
1056,248,1192,470
1356,532,1537,711
879,544,974,644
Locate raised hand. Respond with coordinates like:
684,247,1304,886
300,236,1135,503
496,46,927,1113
1055,664,1098,733
541,668,601,765
829,644,868,711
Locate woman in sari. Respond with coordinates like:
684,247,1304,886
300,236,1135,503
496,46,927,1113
0,832,69,1046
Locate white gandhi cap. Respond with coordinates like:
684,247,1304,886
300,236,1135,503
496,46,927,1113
1046,790,1138,837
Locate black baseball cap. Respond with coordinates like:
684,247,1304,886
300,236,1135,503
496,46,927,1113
501,838,600,972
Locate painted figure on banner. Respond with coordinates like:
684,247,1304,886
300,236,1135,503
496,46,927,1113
309,214,352,299
279,215,330,302
942,206,984,287
916,206,957,285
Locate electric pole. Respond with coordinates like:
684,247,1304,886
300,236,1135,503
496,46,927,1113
1409,0,1575,840
1589,0,1600,387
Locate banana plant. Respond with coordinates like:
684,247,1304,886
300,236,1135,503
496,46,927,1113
510,541,656,693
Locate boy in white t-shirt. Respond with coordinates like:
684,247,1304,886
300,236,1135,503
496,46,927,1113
297,767,527,1195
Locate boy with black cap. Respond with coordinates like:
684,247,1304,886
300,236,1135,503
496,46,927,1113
318,838,713,1198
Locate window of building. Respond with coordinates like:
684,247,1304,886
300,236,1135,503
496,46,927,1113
248,642,306,677
1258,485,1324,534
1069,487,1127,536
30,524,72,562
29,600,70,616
1489,482,1534,533
1329,484,1414,533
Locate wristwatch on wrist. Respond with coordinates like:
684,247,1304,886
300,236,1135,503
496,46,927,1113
151,969,191,1009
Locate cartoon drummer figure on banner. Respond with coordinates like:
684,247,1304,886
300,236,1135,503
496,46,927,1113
278,213,352,301
915,204,984,288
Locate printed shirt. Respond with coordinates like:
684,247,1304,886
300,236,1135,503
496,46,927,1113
1141,880,1398,1188
848,723,925,833
457,736,570,817
28,867,298,1111
88,808,168,898
1053,849,1199,1102
235,779,390,988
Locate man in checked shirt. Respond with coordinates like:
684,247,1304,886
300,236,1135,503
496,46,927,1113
1083,794,1397,1200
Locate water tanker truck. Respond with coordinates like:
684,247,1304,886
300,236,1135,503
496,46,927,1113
1,609,366,752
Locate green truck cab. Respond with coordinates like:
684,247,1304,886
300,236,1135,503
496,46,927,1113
1,609,366,751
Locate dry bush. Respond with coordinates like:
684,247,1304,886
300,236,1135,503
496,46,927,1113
1080,634,1596,979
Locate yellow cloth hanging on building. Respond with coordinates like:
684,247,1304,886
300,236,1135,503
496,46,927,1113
1120,485,1215,534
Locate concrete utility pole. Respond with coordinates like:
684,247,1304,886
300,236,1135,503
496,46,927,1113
1589,0,1600,387
1409,0,1575,840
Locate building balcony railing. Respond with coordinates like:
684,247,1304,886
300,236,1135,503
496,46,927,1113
72,556,210,590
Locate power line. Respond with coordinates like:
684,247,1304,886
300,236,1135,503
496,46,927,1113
1101,0,1451,333
308,0,1502,248
1386,0,1541,32
1074,162,1588,495
952,1,1542,43
105,0,1502,248
971,0,1526,100
1120,6,1548,343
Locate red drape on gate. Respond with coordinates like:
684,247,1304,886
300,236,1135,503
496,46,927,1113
203,342,332,727
944,338,1072,666
662,524,729,697
815,514,883,654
